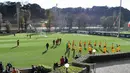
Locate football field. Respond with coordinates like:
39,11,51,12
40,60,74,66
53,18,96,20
0,33,130,68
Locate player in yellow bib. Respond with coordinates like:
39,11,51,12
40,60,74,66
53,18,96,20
88,40,91,46
103,46,107,53
112,48,115,53
88,40,91,49
111,43,115,53
99,41,101,48
72,44,76,58
68,42,71,49
88,45,92,54
79,47,82,53
116,45,120,52
79,40,82,47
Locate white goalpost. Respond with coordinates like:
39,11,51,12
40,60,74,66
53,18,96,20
36,27,48,38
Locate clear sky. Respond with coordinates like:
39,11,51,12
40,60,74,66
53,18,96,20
0,0,130,10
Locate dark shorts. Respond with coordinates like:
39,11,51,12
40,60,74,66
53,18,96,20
99,45,101,47
79,50,82,52
103,51,106,53
89,51,92,54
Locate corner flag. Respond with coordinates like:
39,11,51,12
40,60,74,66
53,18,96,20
128,21,130,27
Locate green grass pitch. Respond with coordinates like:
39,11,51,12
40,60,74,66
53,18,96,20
0,33,130,68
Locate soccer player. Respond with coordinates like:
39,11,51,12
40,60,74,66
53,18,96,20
88,40,91,46
84,41,86,50
103,46,107,53
72,44,76,58
111,43,115,53
99,41,101,48
46,43,49,50
67,41,71,57
53,40,55,47
112,47,115,53
68,42,71,49
94,41,97,49
56,39,59,46
13,33,15,36
60,56,64,66
79,46,82,54
116,45,120,52
111,43,114,49
88,45,92,54
79,40,82,47
65,42,69,55
29,35,31,39
17,40,19,46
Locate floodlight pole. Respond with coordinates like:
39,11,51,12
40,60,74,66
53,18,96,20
118,0,122,37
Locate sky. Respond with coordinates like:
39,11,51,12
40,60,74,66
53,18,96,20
0,0,130,10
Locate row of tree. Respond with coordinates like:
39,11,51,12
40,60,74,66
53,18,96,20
0,1,46,19
46,6,128,32
0,1,130,32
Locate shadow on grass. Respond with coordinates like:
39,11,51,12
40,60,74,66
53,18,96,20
10,46,18,49
99,48,104,53
42,50,48,55
95,48,99,52
106,50,109,53
51,46,54,49
99,48,109,53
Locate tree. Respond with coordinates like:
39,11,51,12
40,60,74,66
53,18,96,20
0,13,2,32
5,20,11,33
23,10,31,32
100,15,125,31
45,9,52,32
19,16,25,31
100,16,114,31
75,13,90,30
65,13,75,32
